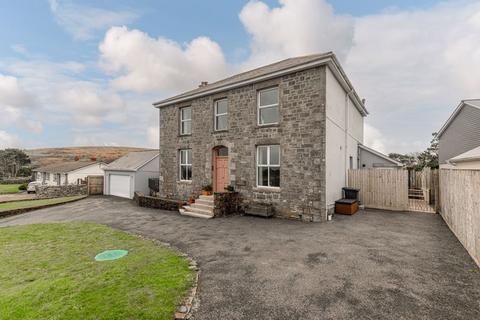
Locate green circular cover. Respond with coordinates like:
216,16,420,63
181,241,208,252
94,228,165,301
95,250,128,261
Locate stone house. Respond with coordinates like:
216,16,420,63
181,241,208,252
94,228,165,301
153,52,370,222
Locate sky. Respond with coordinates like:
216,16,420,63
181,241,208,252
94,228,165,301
0,0,479,154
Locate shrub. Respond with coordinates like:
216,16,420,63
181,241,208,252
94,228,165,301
18,183,28,191
202,184,212,192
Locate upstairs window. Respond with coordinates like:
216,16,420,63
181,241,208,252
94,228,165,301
214,99,228,131
180,106,191,135
179,149,192,181
258,87,279,125
257,145,280,188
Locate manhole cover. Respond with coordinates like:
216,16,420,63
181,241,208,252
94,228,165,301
95,250,128,261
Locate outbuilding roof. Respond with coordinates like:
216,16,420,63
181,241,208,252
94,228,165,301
34,161,102,173
448,145,480,163
153,52,368,116
104,151,158,172
358,144,404,167
436,99,480,138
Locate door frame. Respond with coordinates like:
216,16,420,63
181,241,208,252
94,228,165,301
212,146,229,193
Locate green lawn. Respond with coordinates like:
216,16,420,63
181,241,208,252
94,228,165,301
0,196,85,212
0,184,21,194
0,223,194,320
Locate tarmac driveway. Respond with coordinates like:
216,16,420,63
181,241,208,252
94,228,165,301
0,196,479,320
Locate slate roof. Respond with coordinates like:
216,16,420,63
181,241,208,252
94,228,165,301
449,145,480,163
153,52,368,115
104,151,159,171
34,161,101,173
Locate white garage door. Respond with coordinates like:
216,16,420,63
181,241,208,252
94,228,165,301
109,174,131,198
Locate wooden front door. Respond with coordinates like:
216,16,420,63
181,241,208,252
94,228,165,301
213,147,229,192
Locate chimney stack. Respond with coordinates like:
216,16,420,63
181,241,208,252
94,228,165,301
198,81,208,88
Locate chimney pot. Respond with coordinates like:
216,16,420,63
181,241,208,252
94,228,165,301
199,81,208,88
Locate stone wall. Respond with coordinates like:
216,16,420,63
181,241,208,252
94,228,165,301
35,184,87,199
159,66,327,221
134,192,184,211
213,192,242,217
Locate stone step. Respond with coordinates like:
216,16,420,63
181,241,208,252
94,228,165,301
179,208,213,219
199,195,214,201
184,205,213,216
190,202,214,211
196,198,214,206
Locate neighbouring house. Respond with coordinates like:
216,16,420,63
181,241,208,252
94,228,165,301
153,52,373,222
33,161,105,186
437,99,480,168
358,144,403,169
103,151,159,199
445,146,480,169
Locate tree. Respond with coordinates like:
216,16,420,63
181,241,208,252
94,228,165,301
0,149,31,178
416,133,439,169
388,133,439,170
388,152,418,167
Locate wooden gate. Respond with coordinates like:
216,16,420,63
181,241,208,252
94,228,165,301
348,168,438,213
348,169,409,211
87,176,104,195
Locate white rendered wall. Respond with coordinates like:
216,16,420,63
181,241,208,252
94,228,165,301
325,67,365,212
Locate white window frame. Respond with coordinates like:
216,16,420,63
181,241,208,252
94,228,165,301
257,87,279,126
214,99,228,131
256,145,280,188
180,106,191,135
179,149,192,181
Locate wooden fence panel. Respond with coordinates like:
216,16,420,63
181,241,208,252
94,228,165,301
440,169,480,267
348,169,408,211
87,176,104,195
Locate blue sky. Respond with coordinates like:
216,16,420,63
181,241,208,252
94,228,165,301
1,0,479,153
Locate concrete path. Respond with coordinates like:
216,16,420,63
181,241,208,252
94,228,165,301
1,196,479,320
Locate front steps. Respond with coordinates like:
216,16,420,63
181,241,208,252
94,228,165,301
179,195,214,219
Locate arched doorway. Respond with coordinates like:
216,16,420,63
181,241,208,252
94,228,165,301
213,146,229,192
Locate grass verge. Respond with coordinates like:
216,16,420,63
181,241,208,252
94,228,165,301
0,184,21,194
0,223,194,320
0,196,85,212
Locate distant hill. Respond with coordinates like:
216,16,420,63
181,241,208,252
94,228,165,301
26,146,155,168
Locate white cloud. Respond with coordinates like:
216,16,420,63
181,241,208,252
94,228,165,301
49,0,138,41
99,26,230,94
364,123,387,153
56,83,126,126
236,0,480,153
0,74,34,108
0,130,19,149
148,126,158,148
345,0,480,153
239,0,354,67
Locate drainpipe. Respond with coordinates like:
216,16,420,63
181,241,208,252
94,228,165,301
158,107,162,196
345,89,355,186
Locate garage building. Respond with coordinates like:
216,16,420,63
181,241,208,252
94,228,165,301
104,151,159,199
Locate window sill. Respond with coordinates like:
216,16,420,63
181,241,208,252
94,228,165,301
253,186,281,193
212,129,229,134
256,123,279,129
177,180,192,184
178,134,192,137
